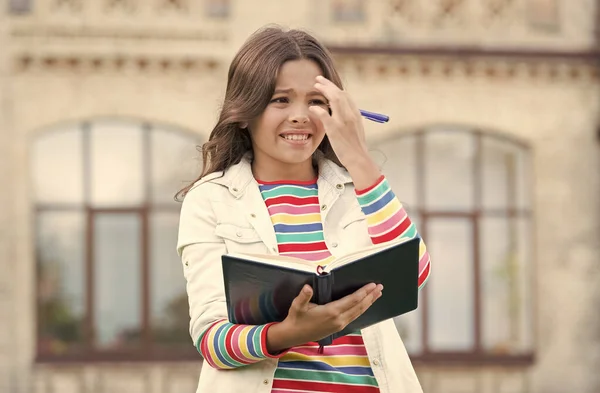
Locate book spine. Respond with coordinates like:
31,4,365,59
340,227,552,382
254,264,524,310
313,272,332,305
314,272,334,347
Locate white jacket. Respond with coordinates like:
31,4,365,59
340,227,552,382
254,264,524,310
177,153,424,393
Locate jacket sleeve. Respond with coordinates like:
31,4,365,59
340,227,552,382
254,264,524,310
177,183,286,369
354,175,431,289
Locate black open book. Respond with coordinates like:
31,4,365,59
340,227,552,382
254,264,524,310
221,237,420,347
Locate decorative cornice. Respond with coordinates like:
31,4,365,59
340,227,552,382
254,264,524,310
328,44,600,62
12,54,222,74
11,50,600,83
332,53,600,83
10,26,229,42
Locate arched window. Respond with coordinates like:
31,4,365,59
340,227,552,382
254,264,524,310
33,118,202,361
375,127,534,363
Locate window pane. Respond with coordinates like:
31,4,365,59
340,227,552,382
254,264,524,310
374,134,418,210
32,128,84,204
394,212,423,353
515,148,531,210
150,212,189,345
516,218,534,352
37,211,85,354
90,121,144,207
150,129,201,205
482,137,530,210
427,219,475,351
481,217,533,354
424,130,475,210
94,213,141,348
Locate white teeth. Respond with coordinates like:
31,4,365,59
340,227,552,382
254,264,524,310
282,134,309,141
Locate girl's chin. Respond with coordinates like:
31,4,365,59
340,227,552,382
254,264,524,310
273,147,317,165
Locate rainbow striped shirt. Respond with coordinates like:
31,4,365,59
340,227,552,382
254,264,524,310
260,179,335,264
198,176,431,393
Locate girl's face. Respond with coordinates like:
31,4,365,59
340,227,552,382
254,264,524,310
248,59,329,180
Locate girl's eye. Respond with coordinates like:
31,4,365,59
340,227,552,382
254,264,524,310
310,99,328,106
270,97,288,104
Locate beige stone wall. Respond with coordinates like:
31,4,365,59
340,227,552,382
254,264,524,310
31,364,200,393
231,0,597,49
319,0,597,49
0,5,17,391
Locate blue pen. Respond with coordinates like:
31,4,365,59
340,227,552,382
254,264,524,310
327,106,389,123
360,109,389,123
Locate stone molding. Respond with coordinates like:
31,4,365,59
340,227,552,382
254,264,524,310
12,54,222,74
11,51,599,84
333,54,600,83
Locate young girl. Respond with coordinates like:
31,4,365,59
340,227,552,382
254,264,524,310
177,26,431,393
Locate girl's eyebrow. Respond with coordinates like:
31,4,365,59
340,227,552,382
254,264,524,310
273,88,293,95
272,88,324,96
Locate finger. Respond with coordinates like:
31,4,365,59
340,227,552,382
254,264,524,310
316,76,362,119
329,283,377,312
308,105,334,131
291,285,313,311
315,75,339,89
314,77,347,119
340,286,383,322
337,284,382,316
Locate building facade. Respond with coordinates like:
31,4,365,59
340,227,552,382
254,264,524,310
0,0,599,392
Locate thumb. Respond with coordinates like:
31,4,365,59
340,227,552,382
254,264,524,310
292,285,313,310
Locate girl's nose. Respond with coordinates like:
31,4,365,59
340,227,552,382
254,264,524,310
289,106,310,124
291,115,309,124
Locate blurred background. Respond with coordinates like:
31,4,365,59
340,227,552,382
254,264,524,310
0,0,599,392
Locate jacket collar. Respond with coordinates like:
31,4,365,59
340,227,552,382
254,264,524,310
209,151,353,197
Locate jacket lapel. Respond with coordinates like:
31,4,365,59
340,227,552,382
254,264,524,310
239,184,278,254
213,154,278,254
212,153,353,254
317,158,353,223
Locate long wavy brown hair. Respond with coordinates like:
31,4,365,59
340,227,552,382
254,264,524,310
175,26,344,201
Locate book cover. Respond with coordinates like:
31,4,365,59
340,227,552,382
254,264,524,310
221,237,421,346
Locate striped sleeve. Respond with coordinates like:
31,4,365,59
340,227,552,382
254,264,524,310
355,175,431,289
197,320,287,369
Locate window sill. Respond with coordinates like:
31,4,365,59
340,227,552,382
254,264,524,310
35,348,200,364
36,350,535,367
411,352,535,367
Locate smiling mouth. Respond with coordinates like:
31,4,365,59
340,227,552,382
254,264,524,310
280,134,311,141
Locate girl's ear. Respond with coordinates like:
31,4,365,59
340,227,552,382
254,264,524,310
240,122,248,129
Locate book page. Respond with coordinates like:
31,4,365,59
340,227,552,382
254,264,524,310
226,237,417,274
225,252,318,273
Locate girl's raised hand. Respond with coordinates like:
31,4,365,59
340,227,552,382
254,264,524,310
309,75,368,168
